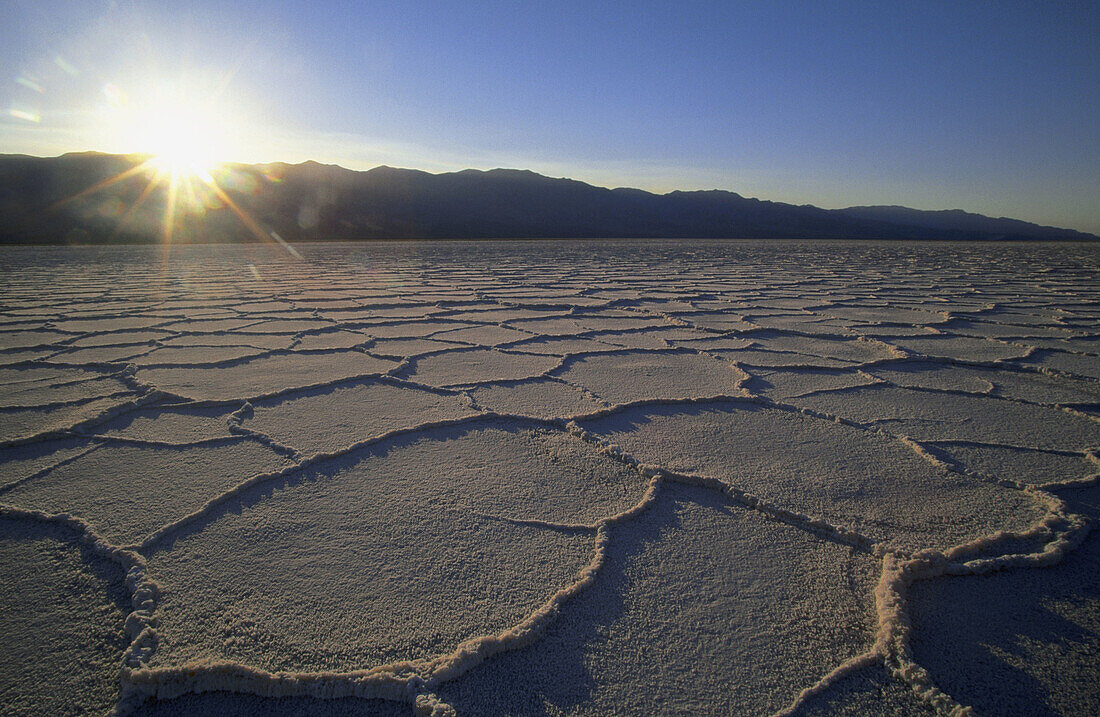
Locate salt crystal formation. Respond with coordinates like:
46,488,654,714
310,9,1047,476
0,240,1097,716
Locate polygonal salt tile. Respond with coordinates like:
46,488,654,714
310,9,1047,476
404,348,560,387
135,351,398,401
1,441,290,544
470,378,607,419
791,385,1100,450
887,335,1029,362
437,483,880,715
145,422,646,673
92,405,238,444
242,381,479,455
558,351,746,404
580,401,1045,552
0,394,139,444
932,443,1097,487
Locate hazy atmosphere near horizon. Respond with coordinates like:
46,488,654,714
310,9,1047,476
2,0,1099,233
2,3,1100,717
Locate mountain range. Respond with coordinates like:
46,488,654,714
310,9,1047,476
0,152,1094,244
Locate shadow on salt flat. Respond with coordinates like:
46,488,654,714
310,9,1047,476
0,518,130,717
908,486,1100,717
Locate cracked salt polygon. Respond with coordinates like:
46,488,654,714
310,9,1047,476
0,437,95,489
822,306,949,325
0,518,130,717
243,381,479,455
0,329,70,349
236,319,336,334
128,346,272,366
792,385,1100,450
709,347,857,369
136,351,399,401
93,405,239,444
886,335,1030,362
46,345,155,363
145,422,643,671
51,316,169,332
69,330,177,347
431,324,535,346
986,370,1100,405
1,441,289,544
290,331,371,351
362,321,478,339
581,402,1045,551
940,318,1075,340
404,348,560,387
749,334,902,363
0,394,139,443
366,337,467,358
504,336,623,355
670,335,756,351
505,317,590,337
579,330,677,350
160,319,262,332
932,443,1097,487
867,362,996,393
470,379,606,419
677,312,758,331
159,334,293,349
750,368,881,399
558,351,745,404
437,483,879,715
1018,349,1100,380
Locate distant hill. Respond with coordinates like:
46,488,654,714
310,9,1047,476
0,152,1094,244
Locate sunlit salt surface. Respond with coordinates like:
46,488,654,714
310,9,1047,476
0,239,1097,716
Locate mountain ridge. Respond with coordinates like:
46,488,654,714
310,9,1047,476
0,152,1094,244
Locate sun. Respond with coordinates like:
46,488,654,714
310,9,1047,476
106,84,241,177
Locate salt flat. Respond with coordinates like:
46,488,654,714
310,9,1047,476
0,239,1097,716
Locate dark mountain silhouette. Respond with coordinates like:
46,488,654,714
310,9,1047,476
0,152,1094,244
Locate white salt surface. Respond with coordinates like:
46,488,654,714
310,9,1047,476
0,239,1098,715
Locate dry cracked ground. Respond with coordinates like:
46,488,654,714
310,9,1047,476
0,239,1098,716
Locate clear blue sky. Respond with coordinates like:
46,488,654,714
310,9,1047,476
3,0,1098,233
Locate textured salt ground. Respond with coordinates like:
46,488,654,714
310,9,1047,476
136,351,399,401
2,441,290,544
790,662,937,716
580,402,1044,552
436,483,879,716
403,348,560,387
790,384,1100,450
0,517,130,717
1,240,1099,716
557,351,746,404
129,693,411,717
0,393,139,443
931,443,1097,487
907,486,1100,717
241,381,479,456
145,422,644,672
91,404,238,443
469,379,608,419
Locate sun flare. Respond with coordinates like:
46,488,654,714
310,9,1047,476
107,84,241,177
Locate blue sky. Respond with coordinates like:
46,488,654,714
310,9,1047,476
3,0,1098,232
